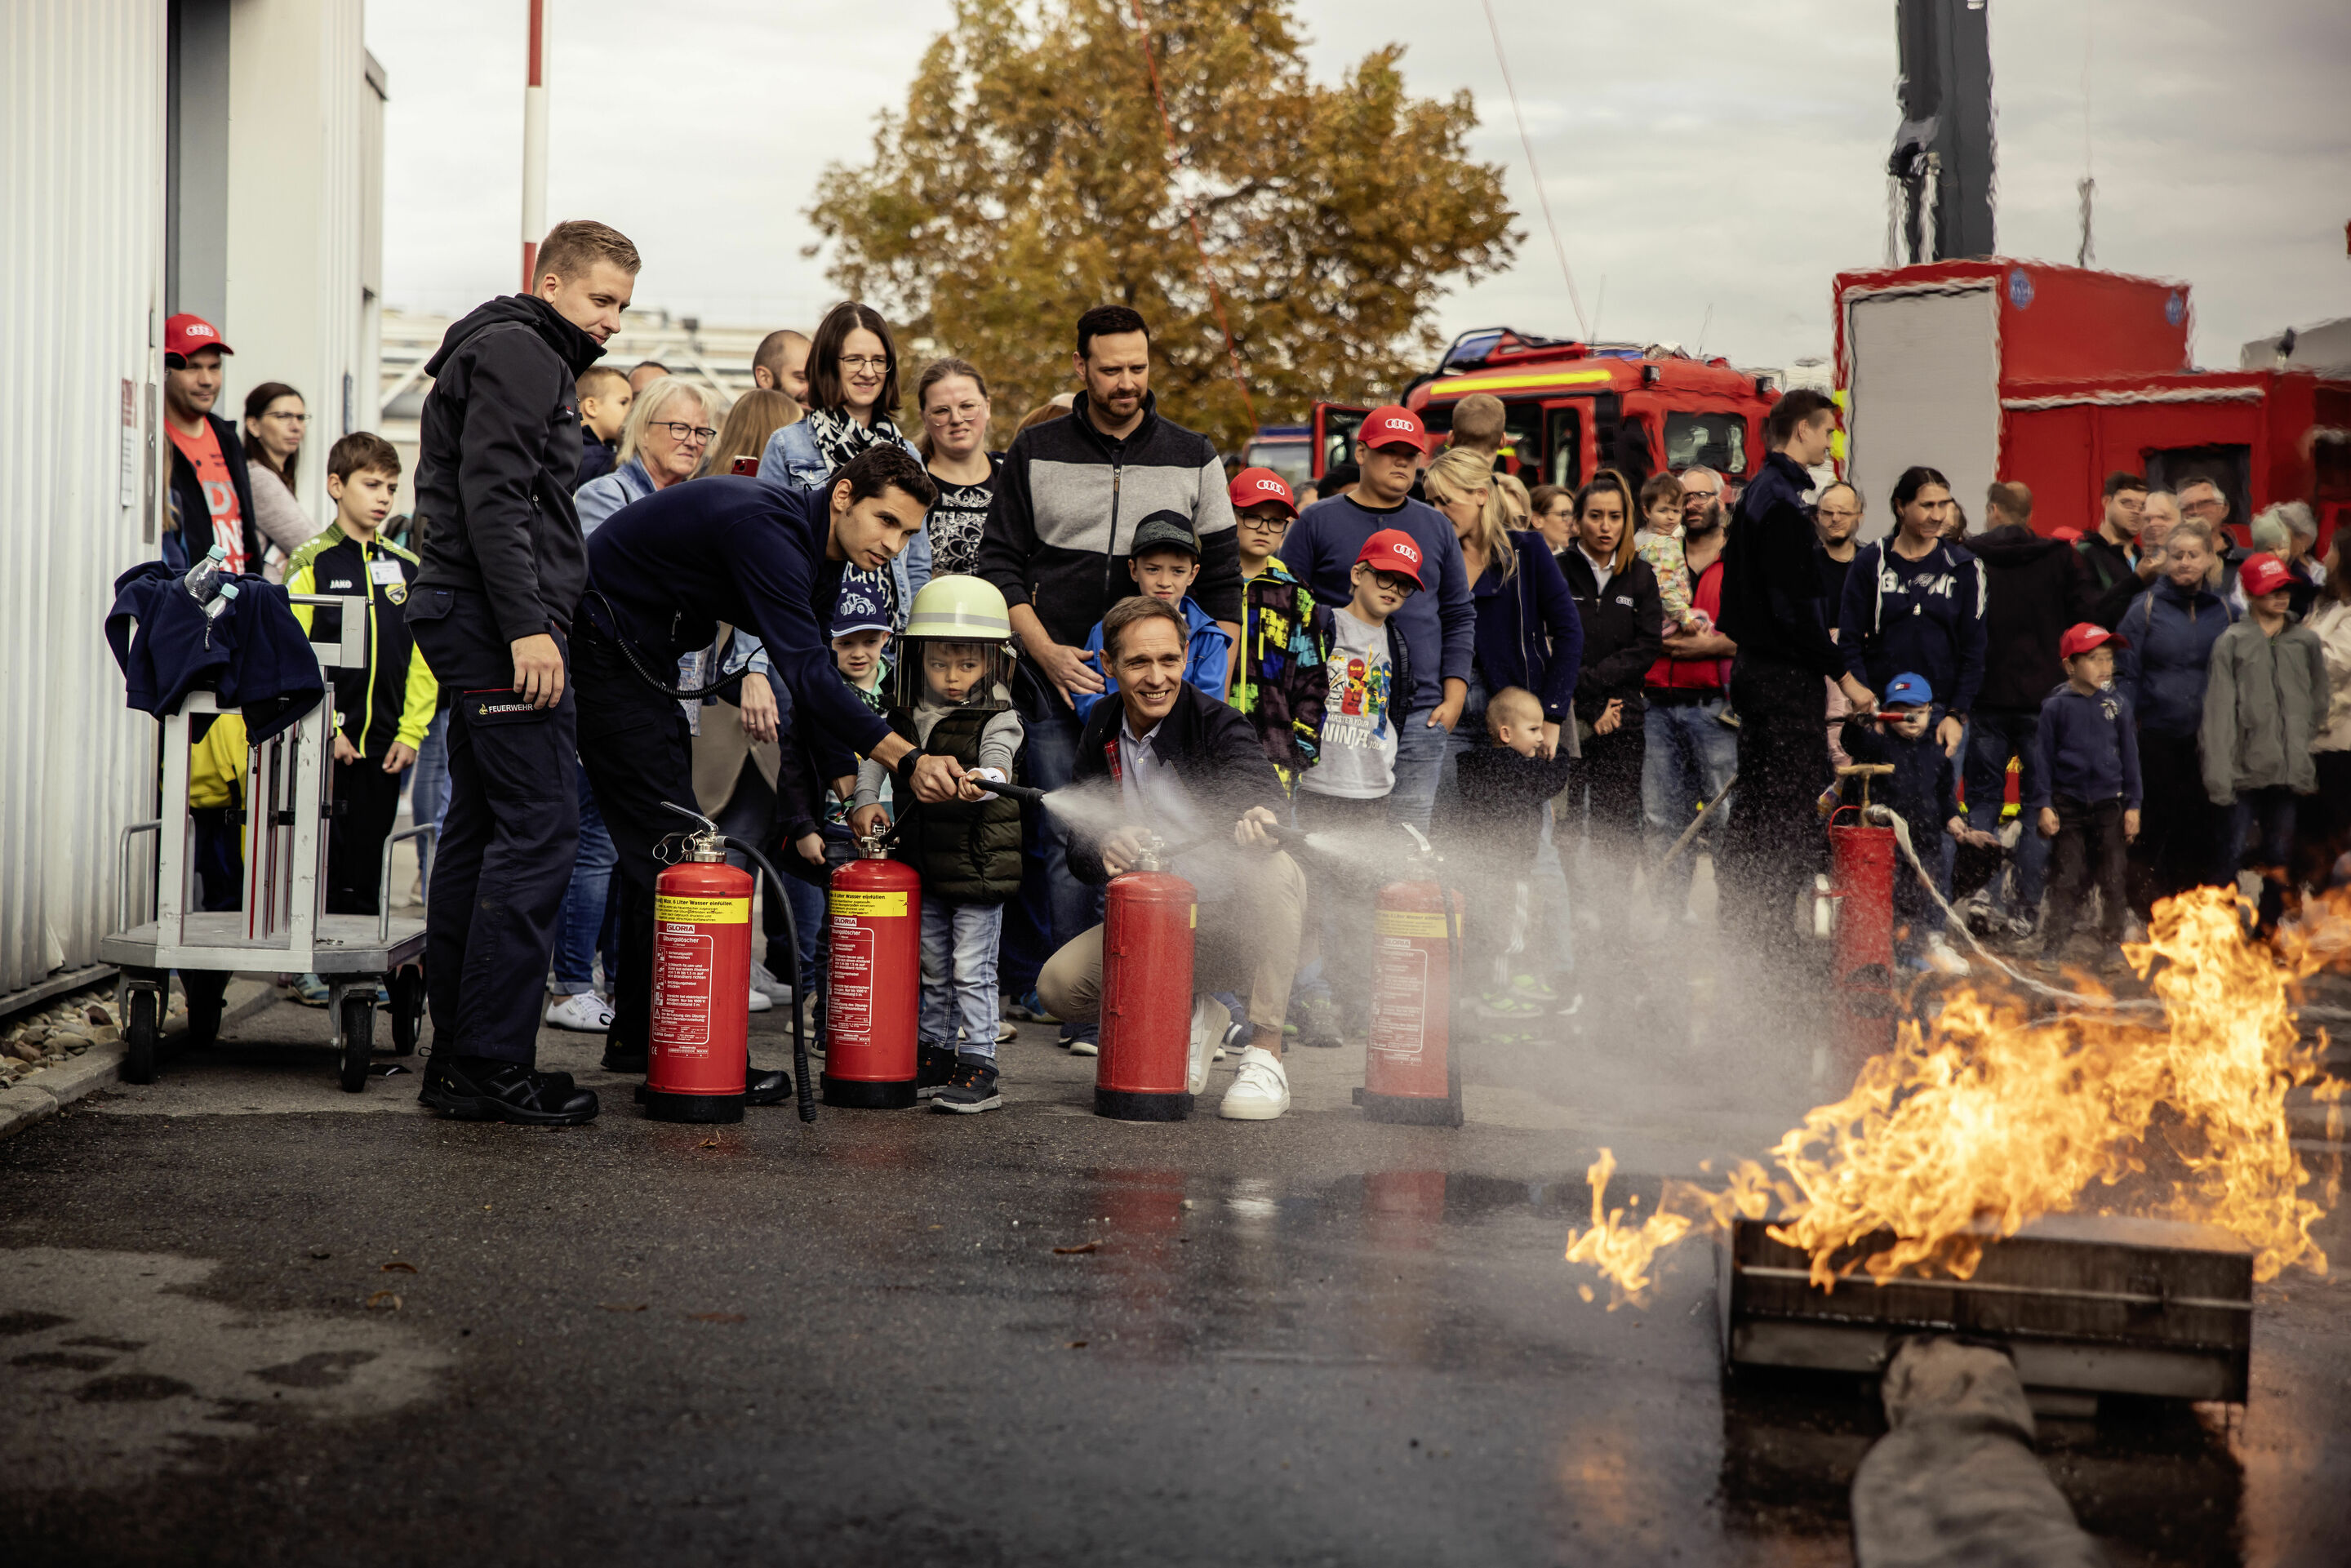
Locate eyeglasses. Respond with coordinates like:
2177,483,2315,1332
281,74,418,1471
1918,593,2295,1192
927,402,986,420
655,421,717,444
838,355,890,373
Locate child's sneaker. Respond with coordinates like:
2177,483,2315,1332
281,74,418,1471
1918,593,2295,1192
933,1055,1001,1113
1218,1046,1289,1120
916,1044,958,1101
995,1016,1018,1044
1295,995,1344,1049
291,973,330,1007
1922,932,1971,975
544,992,615,1033
1507,973,1559,1005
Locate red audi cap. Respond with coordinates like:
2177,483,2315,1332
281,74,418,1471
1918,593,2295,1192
1354,527,1424,589
1227,467,1297,518
2057,622,2127,660
2238,552,2292,599
1357,405,1430,453
164,313,233,365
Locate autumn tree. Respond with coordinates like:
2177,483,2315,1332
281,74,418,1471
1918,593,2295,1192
807,0,1519,451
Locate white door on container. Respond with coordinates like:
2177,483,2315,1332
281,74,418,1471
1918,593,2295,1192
1844,286,2001,544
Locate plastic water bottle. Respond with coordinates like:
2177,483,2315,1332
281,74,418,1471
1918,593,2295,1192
183,543,229,605
201,580,241,624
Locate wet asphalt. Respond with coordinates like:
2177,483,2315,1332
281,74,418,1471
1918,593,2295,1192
3,953,2349,1567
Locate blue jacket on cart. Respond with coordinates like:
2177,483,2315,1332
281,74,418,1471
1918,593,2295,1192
106,562,325,743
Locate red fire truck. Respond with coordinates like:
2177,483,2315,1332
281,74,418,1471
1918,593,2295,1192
1309,328,1780,492
1833,259,2349,549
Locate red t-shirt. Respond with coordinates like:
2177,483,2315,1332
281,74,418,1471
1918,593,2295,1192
168,421,247,573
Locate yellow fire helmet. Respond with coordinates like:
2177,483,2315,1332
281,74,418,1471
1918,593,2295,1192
887,573,1018,712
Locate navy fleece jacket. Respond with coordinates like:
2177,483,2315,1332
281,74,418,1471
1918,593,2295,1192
2028,682,2142,811
1838,537,1989,717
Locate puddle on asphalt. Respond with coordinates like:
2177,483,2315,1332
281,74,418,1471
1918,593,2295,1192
0,1247,451,1490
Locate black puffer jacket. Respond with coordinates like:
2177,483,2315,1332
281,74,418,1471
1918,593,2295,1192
895,707,1024,905
411,295,607,642
1969,524,2092,711
1554,548,1664,722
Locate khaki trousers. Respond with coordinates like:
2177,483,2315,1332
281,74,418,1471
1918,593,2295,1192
1038,851,1306,1035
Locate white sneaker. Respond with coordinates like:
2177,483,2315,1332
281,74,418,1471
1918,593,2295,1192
1923,932,1971,976
747,985,773,1014
996,1017,1018,1044
750,959,791,1003
544,993,614,1033
1188,994,1225,1096
1218,1046,1289,1120
1064,1035,1098,1057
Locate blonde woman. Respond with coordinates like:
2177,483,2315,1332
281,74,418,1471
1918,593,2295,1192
1424,444,1585,996
575,375,722,531
696,388,801,479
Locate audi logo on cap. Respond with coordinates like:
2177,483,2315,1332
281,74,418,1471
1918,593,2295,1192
1252,478,1286,495
1393,540,1420,562
182,322,217,340
1370,415,1413,436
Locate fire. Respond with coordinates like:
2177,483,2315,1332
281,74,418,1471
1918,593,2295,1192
1567,884,2349,1305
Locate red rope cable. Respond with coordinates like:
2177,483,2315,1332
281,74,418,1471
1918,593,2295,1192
1125,0,1257,432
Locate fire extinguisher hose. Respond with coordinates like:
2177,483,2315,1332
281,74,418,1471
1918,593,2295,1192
720,835,817,1123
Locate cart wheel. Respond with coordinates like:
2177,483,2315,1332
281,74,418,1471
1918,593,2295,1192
387,966,424,1057
183,971,229,1051
123,988,160,1085
338,995,375,1093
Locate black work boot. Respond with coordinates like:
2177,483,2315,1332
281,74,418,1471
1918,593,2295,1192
420,1054,600,1125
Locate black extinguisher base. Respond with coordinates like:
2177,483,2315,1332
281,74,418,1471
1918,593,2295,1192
1361,1090,1464,1127
641,1088,746,1125
1094,1088,1193,1122
821,1073,918,1110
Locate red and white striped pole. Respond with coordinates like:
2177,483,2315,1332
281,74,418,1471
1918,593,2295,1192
518,0,549,291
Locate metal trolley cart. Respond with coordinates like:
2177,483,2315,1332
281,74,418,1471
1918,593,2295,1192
102,593,433,1091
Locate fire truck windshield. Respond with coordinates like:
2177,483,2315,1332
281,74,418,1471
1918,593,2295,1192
1664,411,1745,476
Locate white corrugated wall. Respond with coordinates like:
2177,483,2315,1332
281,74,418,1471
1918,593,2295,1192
0,1,170,994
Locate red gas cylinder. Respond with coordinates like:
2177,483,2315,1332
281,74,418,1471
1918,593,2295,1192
1827,811,1899,1072
824,837,922,1108
1096,848,1196,1122
645,846,753,1124
1363,878,1464,1126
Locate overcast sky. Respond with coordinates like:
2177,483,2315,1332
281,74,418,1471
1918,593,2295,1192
369,0,2347,379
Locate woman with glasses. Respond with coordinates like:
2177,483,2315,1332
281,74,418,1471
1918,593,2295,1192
915,356,998,578
757,300,933,622
574,375,723,532
240,381,318,579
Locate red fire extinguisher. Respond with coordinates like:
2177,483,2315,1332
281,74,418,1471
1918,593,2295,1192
1096,835,1195,1122
1362,876,1464,1126
1826,791,1899,1073
824,829,922,1108
645,826,754,1125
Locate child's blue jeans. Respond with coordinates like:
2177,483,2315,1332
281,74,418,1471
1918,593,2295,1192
921,898,1005,1060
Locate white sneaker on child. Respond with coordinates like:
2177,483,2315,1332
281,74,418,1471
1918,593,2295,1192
544,993,615,1033
746,986,773,1014
1923,932,1971,976
1218,1046,1289,1120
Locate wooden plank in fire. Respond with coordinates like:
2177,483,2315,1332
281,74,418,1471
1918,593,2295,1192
1717,1214,2253,1402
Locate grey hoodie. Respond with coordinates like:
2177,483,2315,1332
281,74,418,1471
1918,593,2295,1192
2200,616,2330,804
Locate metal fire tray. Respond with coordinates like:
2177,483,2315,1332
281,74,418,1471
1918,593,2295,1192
1718,1213,2253,1402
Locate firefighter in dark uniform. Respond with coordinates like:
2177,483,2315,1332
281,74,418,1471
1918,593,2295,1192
407,222,639,1126
576,444,967,1094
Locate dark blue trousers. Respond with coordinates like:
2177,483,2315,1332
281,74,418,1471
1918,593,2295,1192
409,589,579,1065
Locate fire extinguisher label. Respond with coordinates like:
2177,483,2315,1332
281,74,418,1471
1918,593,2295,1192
829,922,875,1037
1373,908,1449,937
1370,940,1428,1058
653,895,749,925
830,889,909,917
653,930,714,1047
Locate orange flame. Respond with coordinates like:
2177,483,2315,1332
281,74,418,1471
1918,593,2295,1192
1567,884,2349,1305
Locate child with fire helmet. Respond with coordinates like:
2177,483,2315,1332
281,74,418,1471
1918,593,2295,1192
851,575,1025,1113
1837,672,1998,977
2029,624,2142,972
